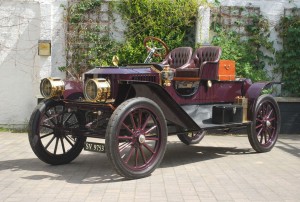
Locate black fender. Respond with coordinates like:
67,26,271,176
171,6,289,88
114,82,200,131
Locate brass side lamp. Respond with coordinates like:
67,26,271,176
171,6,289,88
161,65,175,86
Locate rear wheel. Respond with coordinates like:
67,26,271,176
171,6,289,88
28,99,86,165
106,97,167,179
177,130,206,145
247,95,281,152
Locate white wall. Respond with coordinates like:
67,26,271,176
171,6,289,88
0,0,299,127
0,0,66,128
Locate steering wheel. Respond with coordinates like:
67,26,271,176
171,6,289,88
143,36,169,59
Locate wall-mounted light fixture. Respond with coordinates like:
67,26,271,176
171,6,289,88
38,40,51,56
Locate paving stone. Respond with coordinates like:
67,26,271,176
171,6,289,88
0,132,299,201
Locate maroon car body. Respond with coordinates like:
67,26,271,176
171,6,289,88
28,44,281,179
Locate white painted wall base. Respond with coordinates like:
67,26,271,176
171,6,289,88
0,0,67,128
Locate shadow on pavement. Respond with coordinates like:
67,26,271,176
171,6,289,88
0,139,254,184
276,134,300,158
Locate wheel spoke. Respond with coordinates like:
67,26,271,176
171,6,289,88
141,114,151,131
266,108,274,119
54,137,59,154
135,148,139,167
119,142,132,152
64,135,75,147
263,131,267,144
266,128,273,140
256,117,263,123
122,123,135,136
257,127,263,141
145,125,157,134
259,132,264,144
40,131,54,139
45,136,55,149
138,109,143,128
129,113,137,130
45,112,57,125
139,145,147,164
124,146,135,163
118,136,133,141
142,142,155,154
60,137,66,154
268,117,275,122
255,123,263,130
145,137,159,141
63,113,73,125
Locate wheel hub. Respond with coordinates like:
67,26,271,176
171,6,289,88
266,120,271,128
53,125,65,138
138,134,146,144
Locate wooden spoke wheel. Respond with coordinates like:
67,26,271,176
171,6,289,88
247,95,281,152
106,97,167,179
28,99,86,165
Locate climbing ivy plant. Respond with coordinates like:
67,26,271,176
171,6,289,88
275,11,300,96
62,0,119,79
113,0,207,64
62,0,207,77
211,7,273,82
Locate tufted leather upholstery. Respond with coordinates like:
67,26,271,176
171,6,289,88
160,47,193,69
193,46,221,69
175,46,221,78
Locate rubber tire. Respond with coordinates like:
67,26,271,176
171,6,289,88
247,95,281,153
105,97,167,179
28,99,86,165
177,131,206,145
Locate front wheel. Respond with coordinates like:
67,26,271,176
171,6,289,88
106,97,167,179
28,99,86,165
247,95,281,152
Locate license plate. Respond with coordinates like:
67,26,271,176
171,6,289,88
84,142,105,153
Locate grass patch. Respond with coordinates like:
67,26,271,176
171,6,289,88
0,126,28,133
0,127,10,132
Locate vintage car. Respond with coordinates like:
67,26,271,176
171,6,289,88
28,37,281,179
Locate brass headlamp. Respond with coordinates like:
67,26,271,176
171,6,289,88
40,77,65,98
84,78,111,102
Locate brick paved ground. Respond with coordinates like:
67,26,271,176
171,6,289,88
0,132,299,202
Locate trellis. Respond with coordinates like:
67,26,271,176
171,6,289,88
65,0,113,78
284,7,300,16
211,6,261,35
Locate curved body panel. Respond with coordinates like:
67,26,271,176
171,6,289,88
63,80,83,99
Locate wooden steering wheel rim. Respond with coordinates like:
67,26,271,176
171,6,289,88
143,36,169,58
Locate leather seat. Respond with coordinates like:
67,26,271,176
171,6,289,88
160,47,193,69
175,46,222,78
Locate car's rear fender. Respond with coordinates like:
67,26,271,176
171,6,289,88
245,81,280,119
115,82,200,131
